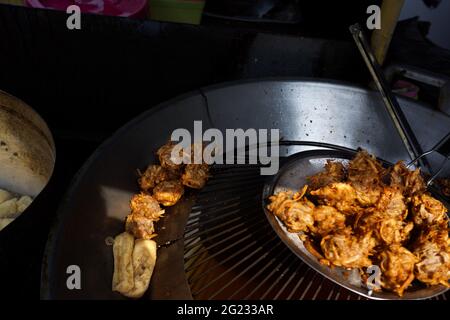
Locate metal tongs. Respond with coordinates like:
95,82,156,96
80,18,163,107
349,24,450,188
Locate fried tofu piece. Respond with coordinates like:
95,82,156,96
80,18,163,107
320,227,375,269
181,163,209,189
138,164,180,192
390,161,426,197
310,182,359,214
413,225,450,287
112,232,135,294
378,245,418,296
308,161,345,190
311,205,346,237
153,180,185,207
411,193,448,227
112,233,157,298
267,189,315,233
0,189,13,203
124,239,157,299
130,193,165,221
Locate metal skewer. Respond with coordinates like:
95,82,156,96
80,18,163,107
350,23,450,187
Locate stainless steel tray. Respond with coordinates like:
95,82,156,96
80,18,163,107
262,149,449,300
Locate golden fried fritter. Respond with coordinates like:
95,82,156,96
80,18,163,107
310,182,359,214
157,141,185,171
311,205,346,237
355,188,411,245
308,161,345,190
347,150,385,206
130,193,165,221
153,180,185,207
413,225,450,287
182,163,210,189
355,210,413,246
376,188,408,220
267,190,315,233
125,214,156,240
138,164,180,192
378,245,418,296
320,227,375,269
411,193,448,227
390,161,426,197
379,219,414,245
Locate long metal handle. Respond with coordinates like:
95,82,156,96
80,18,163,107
349,24,426,167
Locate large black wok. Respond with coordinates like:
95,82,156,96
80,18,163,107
41,79,450,299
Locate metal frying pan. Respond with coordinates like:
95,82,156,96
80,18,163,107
41,79,450,299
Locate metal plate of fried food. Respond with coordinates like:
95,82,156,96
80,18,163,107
262,149,449,300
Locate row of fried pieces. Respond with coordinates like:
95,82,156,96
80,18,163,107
267,151,450,296
126,142,210,240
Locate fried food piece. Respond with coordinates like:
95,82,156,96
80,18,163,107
0,189,13,203
355,188,411,245
0,218,14,230
435,178,450,197
125,214,156,240
156,141,185,171
267,188,315,233
378,245,418,296
112,232,135,294
347,151,385,206
355,210,413,246
130,193,165,221
17,195,32,213
182,163,210,189
413,225,450,287
308,161,345,190
123,239,157,299
310,182,359,214
153,180,185,207
320,227,375,269
379,219,414,245
189,142,207,163
312,205,346,237
138,164,180,192
0,198,20,219
112,233,157,298
0,195,33,219
411,193,448,227
390,161,426,197
376,188,408,220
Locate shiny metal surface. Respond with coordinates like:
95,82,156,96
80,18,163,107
205,80,450,170
349,24,424,163
42,79,450,299
262,149,449,300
